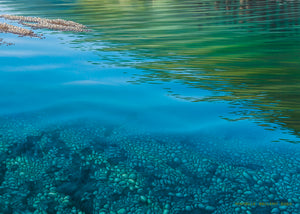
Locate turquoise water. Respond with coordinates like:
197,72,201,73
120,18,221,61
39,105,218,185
0,0,300,213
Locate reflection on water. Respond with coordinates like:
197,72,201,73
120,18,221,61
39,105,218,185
67,0,300,138
1,1,300,138
1,0,300,213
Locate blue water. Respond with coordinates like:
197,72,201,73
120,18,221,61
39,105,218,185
0,0,300,213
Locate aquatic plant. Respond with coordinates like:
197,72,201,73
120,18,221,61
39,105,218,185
0,38,13,46
0,14,88,32
0,14,88,43
0,22,38,37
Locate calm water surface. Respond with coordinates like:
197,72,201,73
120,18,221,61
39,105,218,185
0,0,300,213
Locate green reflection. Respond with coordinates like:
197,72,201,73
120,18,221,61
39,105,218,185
72,0,300,137
2,0,300,138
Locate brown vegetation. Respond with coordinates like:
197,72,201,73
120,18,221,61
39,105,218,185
0,38,14,46
0,22,38,37
0,14,88,40
0,15,88,32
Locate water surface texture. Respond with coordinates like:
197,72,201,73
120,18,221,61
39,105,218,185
0,0,300,213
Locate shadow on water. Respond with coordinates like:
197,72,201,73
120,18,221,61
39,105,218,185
1,0,299,140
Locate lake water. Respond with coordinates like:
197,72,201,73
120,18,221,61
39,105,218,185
0,0,300,213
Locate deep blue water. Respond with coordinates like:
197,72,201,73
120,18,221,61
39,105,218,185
0,0,300,213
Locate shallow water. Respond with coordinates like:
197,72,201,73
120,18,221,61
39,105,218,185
0,0,300,213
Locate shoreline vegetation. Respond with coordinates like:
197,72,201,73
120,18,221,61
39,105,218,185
0,14,88,45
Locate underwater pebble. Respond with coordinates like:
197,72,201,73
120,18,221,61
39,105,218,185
140,196,147,203
268,194,274,200
119,181,126,186
128,179,135,184
165,204,170,209
175,192,184,197
163,210,169,214
117,208,126,214
243,172,251,180
259,186,265,192
205,206,215,211
129,174,136,179
185,206,192,211
279,206,287,210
